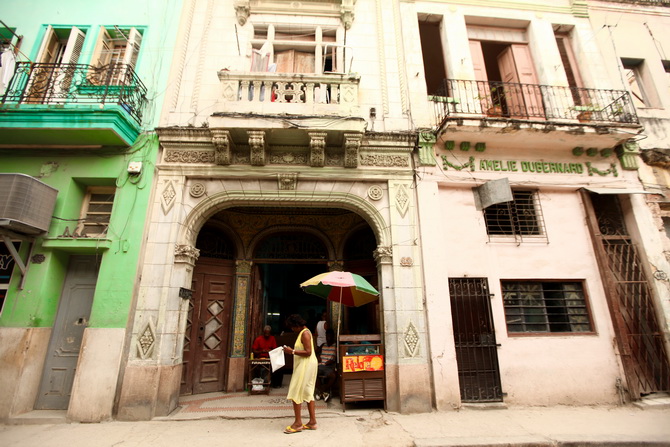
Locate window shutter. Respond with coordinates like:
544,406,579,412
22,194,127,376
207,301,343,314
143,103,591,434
122,27,142,69
469,40,487,82
469,40,492,112
61,26,85,65
36,25,57,63
92,26,113,68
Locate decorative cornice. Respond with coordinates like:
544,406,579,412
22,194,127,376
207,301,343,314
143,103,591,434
309,131,328,167
211,129,234,165
248,130,267,166
157,128,413,168
343,132,362,168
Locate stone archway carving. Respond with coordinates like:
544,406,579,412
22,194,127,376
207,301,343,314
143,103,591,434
177,190,390,251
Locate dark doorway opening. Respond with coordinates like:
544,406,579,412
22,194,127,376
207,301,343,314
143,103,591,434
258,263,327,335
419,18,447,95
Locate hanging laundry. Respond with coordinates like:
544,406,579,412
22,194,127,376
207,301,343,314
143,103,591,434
0,48,16,96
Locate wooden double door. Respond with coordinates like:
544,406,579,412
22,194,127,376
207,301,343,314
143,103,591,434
181,258,234,395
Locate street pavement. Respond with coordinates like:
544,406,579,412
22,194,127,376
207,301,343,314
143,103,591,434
1,396,669,447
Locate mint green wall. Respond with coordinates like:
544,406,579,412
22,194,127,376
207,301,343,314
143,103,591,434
0,135,159,329
1,1,182,328
2,0,182,129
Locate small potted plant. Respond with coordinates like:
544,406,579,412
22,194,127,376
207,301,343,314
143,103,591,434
572,104,599,122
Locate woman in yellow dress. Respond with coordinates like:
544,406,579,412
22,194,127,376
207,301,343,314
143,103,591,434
282,314,318,433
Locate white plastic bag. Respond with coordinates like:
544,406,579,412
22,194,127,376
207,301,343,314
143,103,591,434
269,346,285,372
251,377,265,391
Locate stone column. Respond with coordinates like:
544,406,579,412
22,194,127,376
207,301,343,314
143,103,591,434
116,242,199,421
382,180,433,413
227,260,252,391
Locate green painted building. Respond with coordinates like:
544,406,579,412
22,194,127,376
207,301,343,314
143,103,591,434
0,1,182,422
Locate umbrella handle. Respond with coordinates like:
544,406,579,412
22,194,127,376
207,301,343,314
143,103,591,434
336,287,342,363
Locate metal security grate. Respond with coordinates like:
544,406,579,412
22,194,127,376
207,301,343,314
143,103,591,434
587,191,670,399
502,281,592,333
449,278,503,402
484,190,546,243
603,239,670,395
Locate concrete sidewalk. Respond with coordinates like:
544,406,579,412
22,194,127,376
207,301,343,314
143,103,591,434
1,397,669,447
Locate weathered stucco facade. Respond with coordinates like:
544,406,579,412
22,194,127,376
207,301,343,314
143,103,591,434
3,0,669,423
114,0,669,420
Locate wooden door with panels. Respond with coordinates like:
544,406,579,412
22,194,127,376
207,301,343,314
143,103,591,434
497,44,543,118
275,50,315,73
181,258,234,395
35,256,99,410
469,40,544,119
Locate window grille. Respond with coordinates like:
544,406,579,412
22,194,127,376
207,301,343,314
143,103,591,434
254,232,327,260
502,281,593,334
196,227,235,259
483,189,546,242
76,187,115,237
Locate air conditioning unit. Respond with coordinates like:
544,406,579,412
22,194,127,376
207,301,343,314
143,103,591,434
0,173,58,235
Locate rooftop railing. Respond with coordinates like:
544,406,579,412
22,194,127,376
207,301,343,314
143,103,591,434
430,79,639,129
1,62,148,124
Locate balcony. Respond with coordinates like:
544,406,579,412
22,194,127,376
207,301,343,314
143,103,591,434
0,62,148,148
428,79,642,156
214,71,362,131
431,79,639,128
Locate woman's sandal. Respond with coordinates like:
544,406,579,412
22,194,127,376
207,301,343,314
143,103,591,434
302,424,317,430
284,425,303,434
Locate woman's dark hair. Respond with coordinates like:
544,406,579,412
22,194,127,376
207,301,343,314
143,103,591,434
286,314,306,328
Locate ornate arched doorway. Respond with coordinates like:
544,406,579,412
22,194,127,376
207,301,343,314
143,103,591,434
181,205,380,395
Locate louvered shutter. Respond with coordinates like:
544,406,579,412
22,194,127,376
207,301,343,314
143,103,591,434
123,28,142,69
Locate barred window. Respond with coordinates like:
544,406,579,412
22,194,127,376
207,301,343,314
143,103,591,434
484,190,545,238
502,281,593,334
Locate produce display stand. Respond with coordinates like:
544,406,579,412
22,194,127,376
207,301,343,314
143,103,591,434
338,334,385,410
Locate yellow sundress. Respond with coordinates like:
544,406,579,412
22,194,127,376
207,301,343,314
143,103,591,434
286,328,318,404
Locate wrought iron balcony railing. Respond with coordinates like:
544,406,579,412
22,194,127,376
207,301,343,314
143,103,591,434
1,62,148,124
431,79,639,128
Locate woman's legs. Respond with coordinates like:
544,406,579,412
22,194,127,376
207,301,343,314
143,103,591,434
290,401,303,430
305,400,317,428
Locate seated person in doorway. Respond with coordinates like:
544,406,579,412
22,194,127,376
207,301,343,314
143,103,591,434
252,325,279,387
252,325,277,359
315,329,337,402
